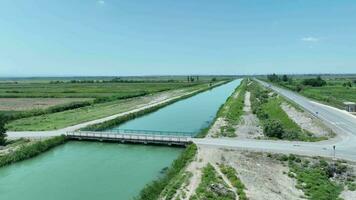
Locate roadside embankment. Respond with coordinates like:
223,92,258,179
81,81,230,131
0,136,66,167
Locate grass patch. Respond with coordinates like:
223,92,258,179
190,164,235,200
288,158,344,200
6,83,215,131
83,81,229,132
0,136,67,167
249,81,321,141
135,144,197,200
220,164,248,200
271,153,356,200
160,171,192,200
215,79,247,137
264,75,356,109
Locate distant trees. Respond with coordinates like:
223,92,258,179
0,114,7,146
267,73,291,83
302,76,326,87
267,73,280,82
343,81,352,88
187,76,200,82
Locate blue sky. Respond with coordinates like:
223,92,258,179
0,0,355,76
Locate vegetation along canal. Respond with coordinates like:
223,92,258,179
113,79,242,134
0,79,242,200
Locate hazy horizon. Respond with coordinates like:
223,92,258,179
1,0,356,76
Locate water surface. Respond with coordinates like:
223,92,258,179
0,79,241,200
113,79,242,134
0,142,182,200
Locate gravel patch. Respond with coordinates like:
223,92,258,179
281,102,333,137
235,91,263,139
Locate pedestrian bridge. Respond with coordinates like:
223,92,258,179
66,129,195,146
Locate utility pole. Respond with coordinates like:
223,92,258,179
333,145,336,160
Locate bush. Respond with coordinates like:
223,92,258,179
0,114,7,145
136,144,197,200
282,131,300,140
263,119,284,138
302,76,326,87
343,81,352,88
0,136,66,167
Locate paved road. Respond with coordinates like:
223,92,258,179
6,79,356,161
6,88,203,139
193,79,356,161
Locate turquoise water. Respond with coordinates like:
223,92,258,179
0,79,241,200
0,142,182,200
112,79,242,134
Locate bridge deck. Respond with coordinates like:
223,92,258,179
66,130,192,146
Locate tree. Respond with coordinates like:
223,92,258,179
263,119,284,139
267,73,280,82
282,75,289,82
302,76,326,87
0,114,7,145
343,81,352,88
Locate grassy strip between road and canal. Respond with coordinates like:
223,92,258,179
135,144,197,200
0,136,67,168
217,79,246,137
195,79,245,138
249,81,324,141
82,81,229,131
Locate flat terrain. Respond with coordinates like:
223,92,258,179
6,83,211,131
0,82,197,98
0,98,92,111
269,75,356,109
178,147,356,200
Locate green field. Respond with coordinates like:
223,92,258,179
6,83,210,131
0,78,213,122
0,82,198,98
263,74,356,109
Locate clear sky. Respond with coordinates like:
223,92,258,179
1,0,355,76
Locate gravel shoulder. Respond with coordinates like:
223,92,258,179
281,102,333,138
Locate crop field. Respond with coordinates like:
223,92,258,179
0,82,197,98
265,74,356,109
5,83,210,131
0,98,92,111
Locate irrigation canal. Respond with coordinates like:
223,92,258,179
0,79,242,200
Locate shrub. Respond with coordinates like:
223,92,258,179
0,136,66,167
0,114,7,145
263,119,284,138
136,144,197,200
302,76,326,87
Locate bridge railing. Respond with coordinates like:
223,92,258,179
107,128,195,137
66,131,192,143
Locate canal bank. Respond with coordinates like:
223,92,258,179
0,79,242,200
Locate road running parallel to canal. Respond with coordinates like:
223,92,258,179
193,79,356,161
0,79,243,200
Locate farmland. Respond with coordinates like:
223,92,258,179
264,74,356,109
5,82,215,131
0,81,199,99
